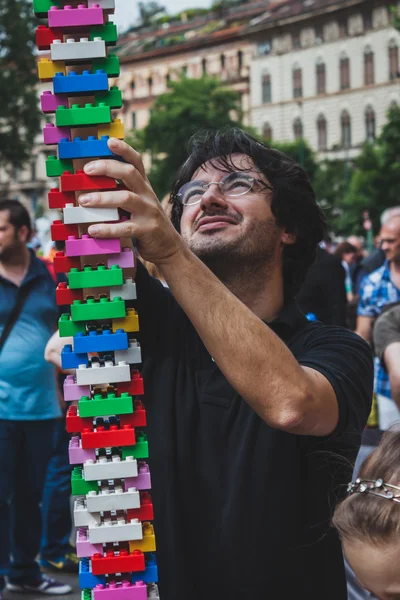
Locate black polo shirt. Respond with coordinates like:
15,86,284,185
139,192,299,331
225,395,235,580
133,262,373,600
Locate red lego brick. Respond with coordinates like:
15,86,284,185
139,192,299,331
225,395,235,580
48,187,76,209
53,251,81,274
36,25,59,50
81,424,136,449
117,371,144,396
132,399,146,428
91,550,145,576
60,170,117,193
66,405,92,434
51,220,79,242
56,282,84,305
127,492,154,522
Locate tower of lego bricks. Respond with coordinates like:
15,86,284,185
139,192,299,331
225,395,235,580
35,3,159,598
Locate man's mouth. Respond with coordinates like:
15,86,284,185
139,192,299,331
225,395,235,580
195,216,239,232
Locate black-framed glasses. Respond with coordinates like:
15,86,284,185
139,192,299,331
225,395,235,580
175,171,274,206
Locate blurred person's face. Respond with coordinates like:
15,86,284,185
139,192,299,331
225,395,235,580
343,251,357,266
380,219,400,263
344,539,400,600
179,154,296,276
0,210,28,261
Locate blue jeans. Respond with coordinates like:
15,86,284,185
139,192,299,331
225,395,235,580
40,417,73,560
0,419,57,588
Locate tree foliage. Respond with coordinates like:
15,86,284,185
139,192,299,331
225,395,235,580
0,0,41,170
134,76,243,198
138,1,166,26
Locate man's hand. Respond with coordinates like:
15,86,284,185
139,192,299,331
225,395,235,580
79,138,183,265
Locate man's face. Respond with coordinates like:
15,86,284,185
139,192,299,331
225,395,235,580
380,219,400,263
0,210,26,260
179,154,290,275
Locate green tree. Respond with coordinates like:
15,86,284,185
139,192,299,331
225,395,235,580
338,105,400,235
134,76,243,198
0,0,41,170
267,139,318,181
138,1,166,26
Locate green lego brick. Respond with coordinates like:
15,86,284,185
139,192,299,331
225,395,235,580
68,265,123,290
33,0,60,16
90,22,118,45
46,156,74,178
81,590,92,600
71,466,98,496
121,432,149,460
92,55,120,77
55,103,111,128
94,86,123,109
78,392,133,418
71,297,126,322
58,314,86,337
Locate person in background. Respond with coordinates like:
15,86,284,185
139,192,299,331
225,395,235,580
334,241,358,302
0,200,71,597
333,429,400,600
373,303,400,424
296,242,348,326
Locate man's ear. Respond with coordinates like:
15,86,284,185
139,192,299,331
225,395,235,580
18,225,30,244
281,230,297,245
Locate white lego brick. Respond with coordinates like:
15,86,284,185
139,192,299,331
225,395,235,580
109,278,137,301
88,518,143,544
76,361,131,386
147,584,160,600
50,38,106,61
114,341,141,365
73,498,101,527
83,455,138,481
63,204,119,225
86,485,140,512
94,0,115,12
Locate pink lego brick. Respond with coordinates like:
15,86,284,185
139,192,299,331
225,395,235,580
76,527,103,558
65,234,121,257
69,436,96,465
107,247,135,269
63,374,91,401
124,462,151,492
94,581,147,600
40,91,69,113
48,4,104,28
43,123,71,145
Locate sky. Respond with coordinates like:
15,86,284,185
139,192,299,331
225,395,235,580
113,0,213,32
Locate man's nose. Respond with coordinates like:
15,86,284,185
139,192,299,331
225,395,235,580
199,183,229,211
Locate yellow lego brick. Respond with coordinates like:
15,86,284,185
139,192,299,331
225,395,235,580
112,308,139,333
38,58,66,81
98,118,125,140
129,523,156,553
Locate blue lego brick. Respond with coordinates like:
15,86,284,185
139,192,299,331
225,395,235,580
74,329,129,354
53,70,109,95
131,553,158,584
58,136,114,160
61,344,89,369
79,559,106,589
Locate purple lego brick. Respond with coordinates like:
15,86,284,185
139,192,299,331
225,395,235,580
69,436,96,465
48,4,104,28
106,247,135,269
43,123,71,145
76,527,103,558
93,581,147,600
40,91,69,113
63,374,91,401
65,234,121,257
124,462,151,492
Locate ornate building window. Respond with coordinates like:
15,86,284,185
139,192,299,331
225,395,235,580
389,40,399,80
262,122,272,140
261,73,272,104
202,58,207,75
317,114,327,150
341,110,351,148
316,59,326,95
365,106,376,142
364,46,374,85
293,117,303,140
292,66,303,98
340,53,350,90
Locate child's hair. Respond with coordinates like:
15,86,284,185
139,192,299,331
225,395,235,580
332,428,400,545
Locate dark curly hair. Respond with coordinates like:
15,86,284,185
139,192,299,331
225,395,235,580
169,127,325,298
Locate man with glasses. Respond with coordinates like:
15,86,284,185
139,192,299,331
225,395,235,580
77,128,373,599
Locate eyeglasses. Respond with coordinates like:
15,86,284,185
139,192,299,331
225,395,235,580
175,171,273,206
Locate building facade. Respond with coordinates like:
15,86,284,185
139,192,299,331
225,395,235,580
250,0,400,158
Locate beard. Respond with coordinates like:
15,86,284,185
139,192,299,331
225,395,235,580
184,215,281,288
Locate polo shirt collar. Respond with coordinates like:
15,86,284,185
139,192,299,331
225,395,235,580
267,300,309,342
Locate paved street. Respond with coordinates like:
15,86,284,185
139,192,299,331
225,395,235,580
3,573,80,600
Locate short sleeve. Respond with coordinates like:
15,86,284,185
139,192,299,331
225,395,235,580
297,325,373,438
357,276,379,317
373,306,400,361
